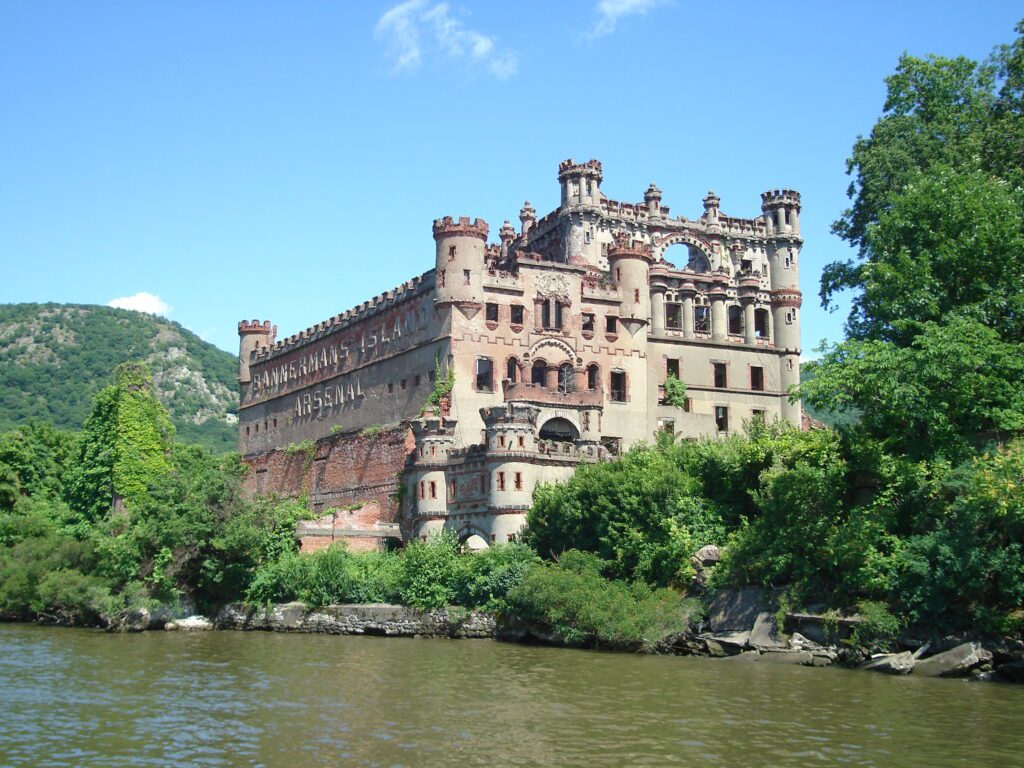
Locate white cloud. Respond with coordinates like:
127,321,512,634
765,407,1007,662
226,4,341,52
590,0,665,39
375,1,518,79
107,292,171,316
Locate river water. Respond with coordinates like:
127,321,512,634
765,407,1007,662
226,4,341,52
1,624,1022,767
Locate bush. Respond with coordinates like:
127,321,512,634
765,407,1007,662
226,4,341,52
503,552,696,650
399,532,461,609
453,543,540,611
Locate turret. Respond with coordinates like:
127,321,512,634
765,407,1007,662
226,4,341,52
237,319,276,386
608,231,653,336
499,220,516,258
432,216,488,308
409,416,456,539
557,158,603,209
702,190,721,222
761,189,803,426
519,201,536,237
644,183,663,218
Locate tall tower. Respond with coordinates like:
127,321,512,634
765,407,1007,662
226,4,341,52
557,159,603,264
237,319,276,387
432,216,488,310
608,231,653,337
762,189,802,426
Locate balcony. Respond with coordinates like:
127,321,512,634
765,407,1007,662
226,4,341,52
503,381,604,408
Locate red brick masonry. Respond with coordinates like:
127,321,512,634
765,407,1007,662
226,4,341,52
242,424,416,548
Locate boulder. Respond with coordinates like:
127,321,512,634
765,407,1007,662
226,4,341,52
691,545,720,568
749,612,787,650
707,588,770,633
166,615,213,631
995,660,1024,684
121,608,151,633
915,643,992,678
861,651,915,675
701,631,750,656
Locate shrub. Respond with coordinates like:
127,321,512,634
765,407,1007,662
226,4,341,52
399,532,461,609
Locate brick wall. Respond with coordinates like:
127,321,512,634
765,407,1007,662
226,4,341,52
242,424,416,543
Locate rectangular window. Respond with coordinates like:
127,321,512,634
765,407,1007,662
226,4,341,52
499,435,506,448
514,472,523,491
419,481,425,499
463,269,471,285
755,308,769,339
510,305,524,325
606,315,617,334
542,301,551,328
610,371,626,402
666,358,680,379
715,406,729,433
517,435,525,448
713,362,727,389
751,409,766,424
497,471,506,491
582,313,595,332
658,418,675,435
666,303,682,329
728,306,743,335
750,366,765,391
683,397,692,413
486,302,499,322
475,358,494,392
554,301,564,329
694,306,710,333
429,480,437,499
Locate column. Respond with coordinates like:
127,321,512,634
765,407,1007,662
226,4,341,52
650,288,666,336
743,301,756,345
710,293,727,341
682,294,694,338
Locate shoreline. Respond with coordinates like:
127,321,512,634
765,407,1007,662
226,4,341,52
6,599,1024,685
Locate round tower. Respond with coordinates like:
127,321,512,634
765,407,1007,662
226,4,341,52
237,319,276,386
483,403,540,543
557,158,603,209
432,216,489,308
608,231,653,335
761,189,802,426
409,417,455,539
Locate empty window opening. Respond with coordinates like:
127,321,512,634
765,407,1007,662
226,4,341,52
463,269,471,285
755,308,769,339
750,366,765,391
510,305,524,325
514,472,523,491
448,245,456,260
666,303,682,329
429,481,437,499
475,357,494,392
713,362,727,388
486,302,499,322
606,315,617,334
531,359,547,386
497,472,506,491
587,364,599,390
715,406,729,433
694,306,710,333
610,370,627,402
539,417,579,442
582,313,595,333
506,357,519,383
666,358,680,379
557,363,575,394
728,305,743,335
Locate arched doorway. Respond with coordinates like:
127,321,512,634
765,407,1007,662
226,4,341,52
538,417,580,442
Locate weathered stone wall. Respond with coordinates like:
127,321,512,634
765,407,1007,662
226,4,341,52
216,602,496,638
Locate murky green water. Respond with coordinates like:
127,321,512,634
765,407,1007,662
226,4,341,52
1,624,1023,767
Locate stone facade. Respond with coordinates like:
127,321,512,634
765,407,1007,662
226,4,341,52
237,159,803,547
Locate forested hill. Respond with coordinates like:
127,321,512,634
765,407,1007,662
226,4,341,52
0,303,239,452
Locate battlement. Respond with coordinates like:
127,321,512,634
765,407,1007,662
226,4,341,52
432,216,489,240
557,158,603,181
238,319,275,336
761,189,801,209
608,231,653,261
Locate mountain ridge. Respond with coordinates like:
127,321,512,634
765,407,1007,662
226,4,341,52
0,303,239,452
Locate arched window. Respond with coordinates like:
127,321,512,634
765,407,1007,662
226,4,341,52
557,363,575,393
539,417,580,442
586,364,599,390
531,358,547,386
506,357,519,383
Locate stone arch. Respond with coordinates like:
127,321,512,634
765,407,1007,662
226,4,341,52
538,416,580,442
656,232,714,273
525,337,577,364
458,523,490,550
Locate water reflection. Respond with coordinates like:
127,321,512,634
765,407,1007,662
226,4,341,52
1,624,1022,767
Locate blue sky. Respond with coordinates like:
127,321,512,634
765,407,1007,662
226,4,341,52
1,1,1020,354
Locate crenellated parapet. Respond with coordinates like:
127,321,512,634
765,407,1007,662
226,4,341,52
432,216,489,240
557,158,603,183
239,319,276,336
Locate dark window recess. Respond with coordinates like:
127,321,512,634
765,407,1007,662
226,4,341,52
555,301,563,329
683,398,692,413
541,301,550,328
510,305,524,325
694,306,710,332
448,245,456,260
557,364,574,393
713,363,727,388
463,269,471,285
506,358,518,383
486,302,499,322
755,308,769,339
582,313,595,332
751,409,766,423
715,406,729,433
475,358,494,392
741,258,752,272
728,305,743,335
531,360,547,386
587,364,599,390
606,315,617,334
666,358,680,378
610,371,626,402
666,303,682,329
750,366,765,391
